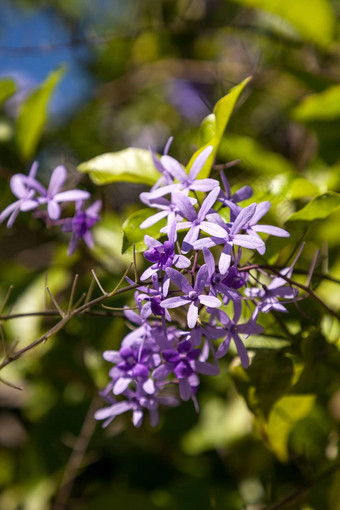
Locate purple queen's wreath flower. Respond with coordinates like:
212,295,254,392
35,165,91,220
0,161,40,227
62,200,101,255
161,265,221,328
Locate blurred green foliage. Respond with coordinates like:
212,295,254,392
0,0,340,508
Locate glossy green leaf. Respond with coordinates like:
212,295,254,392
266,394,316,461
16,67,65,160
229,0,335,46
122,208,165,254
187,76,251,179
0,78,16,107
293,85,340,122
286,191,340,223
78,148,160,186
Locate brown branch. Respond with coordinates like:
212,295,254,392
0,265,141,372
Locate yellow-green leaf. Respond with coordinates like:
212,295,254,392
286,191,340,223
16,67,65,160
266,394,316,461
293,84,340,122
229,0,335,47
78,148,160,186
0,78,16,107
187,76,251,179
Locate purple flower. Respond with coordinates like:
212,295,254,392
140,145,218,209
137,274,172,320
161,265,221,328
35,165,91,220
160,145,218,193
61,200,101,255
95,385,178,428
244,201,289,254
0,162,40,227
153,340,219,401
167,187,227,253
194,204,266,274
219,173,253,220
213,308,263,368
203,248,242,303
245,268,297,313
140,221,191,281
103,344,161,396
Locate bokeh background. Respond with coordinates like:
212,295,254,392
0,0,340,508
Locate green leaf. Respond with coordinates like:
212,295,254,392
292,85,340,122
197,113,216,147
265,394,316,461
286,191,340,223
16,67,65,160
219,134,295,175
78,148,160,186
0,78,16,107
229,0,335,47
288,178,319,199
122,208,165,254
187,76,251,179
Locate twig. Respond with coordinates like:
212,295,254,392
0,285,14,313
46,287,65,318
91,269,107,295
85,276,95,305
133,244,138,283
0,265,140,373
305,250,319,287
67,274,79,315
0,375,22,390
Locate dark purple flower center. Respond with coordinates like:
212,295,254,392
174,360,193,378
223,267,246,289
144,242,175,269
150,297,165,316
132,363,149,379
72,212,97,237
188,291,197,300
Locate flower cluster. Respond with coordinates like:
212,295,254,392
0,162,101,255
95,143,298,428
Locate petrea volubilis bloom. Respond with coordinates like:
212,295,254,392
90,139,298,430
0,162,100,255
61,200,101,255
